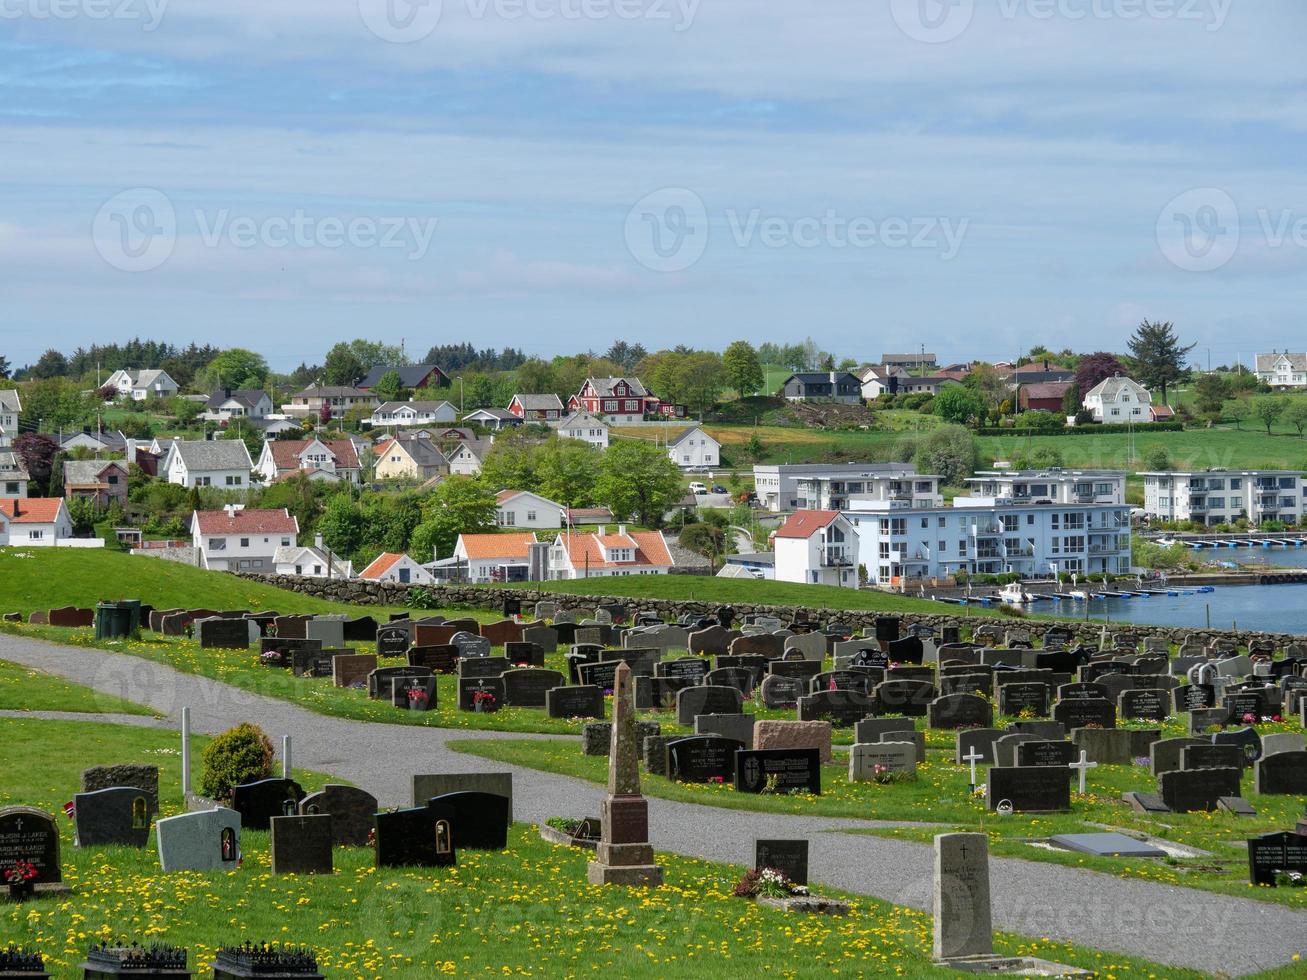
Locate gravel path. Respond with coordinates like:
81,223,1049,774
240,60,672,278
3,632,1304,976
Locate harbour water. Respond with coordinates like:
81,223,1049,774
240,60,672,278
1017,585,1307,634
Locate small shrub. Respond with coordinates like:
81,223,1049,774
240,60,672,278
200,722,274,800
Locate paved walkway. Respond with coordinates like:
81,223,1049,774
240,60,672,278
2,633,1304,976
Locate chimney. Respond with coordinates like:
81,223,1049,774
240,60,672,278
225,387,232,398
315,534,324,550
224,503,237,517
618,524,626,536
829,371,838,384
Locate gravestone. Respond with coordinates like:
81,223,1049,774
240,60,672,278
1053,697,1115,730
480,620,524,647
500,668,567,708
695,713,756,749
665,736,744,783
1149,737,1207,776
577,660,623,690
1070,728,1136,765
231,778,305,830
196,617,254,650
656,657,709,682
452,633,492,659
546,685,605,719
676,686,744,726
1254,751,1307,795
927,694,993,730
458,676,506,712
376,625,410,658
427,791,510,850
505,642,544,667
887,635,925,665
1261,733,1304,757
992,733,1039,769
755,839,808,885
412,773,513,820
1120,689,1168,722
856,717,916,744
799,689,872,727
391,674,438,711
759,674,804,708
849,742,916,780
332,653,377,689
643,735,675,776
522,626,558,654
81,764,159,815
939,673,992,698
1247,830,1307,887
73,787,152,848
270,814,334,875
1049,832,1164,858
156,807,241,872
1173,684,1216,713
996,683,1049,718
735,748,821,794
368,665,433,699
1212,726,1263,763
933,833,991,961
809,670,873,695
872,679,935,718
986,767,1071,812
753,720,834,763
0,807,62,889
1015,740,1075,771
299,785,378,847
305,617,345,649
704,667,755,697
783,632,827,661
1158,767,1242,812
343,615,378,642
374,803,457,869
458,656,511,679
634,675,695,711
260,636,322,669
956,728,1005,765
408,645,459,673
1180,743,1246,771
48,606,94,628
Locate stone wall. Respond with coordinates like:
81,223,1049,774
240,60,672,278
236,572,1305,646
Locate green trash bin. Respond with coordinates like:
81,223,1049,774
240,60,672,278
116,599,143,634
94,602,134,640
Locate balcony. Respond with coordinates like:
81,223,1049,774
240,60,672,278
820,550,853,568
973,525,1002,536
1004,546,1034,557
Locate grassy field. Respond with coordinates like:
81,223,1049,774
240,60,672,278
0,549,406,619
453,729,1307,910
0,660,157,716
0,717,1206,980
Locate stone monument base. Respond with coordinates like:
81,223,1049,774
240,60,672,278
934,955,1090,976
587,860,664,887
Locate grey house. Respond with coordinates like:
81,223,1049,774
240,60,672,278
780,371,863,404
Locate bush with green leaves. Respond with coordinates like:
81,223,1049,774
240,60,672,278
200,722,274,801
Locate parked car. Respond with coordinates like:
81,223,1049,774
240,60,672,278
711,484,728,494
688,481,708,495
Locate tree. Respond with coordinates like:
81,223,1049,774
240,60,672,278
594,440,684,528
30,349,68,380
318,402,333,426
1061,383,1080,417
1127,321,1195,404
1251,395,1286,435
513,359,555,396
722,341,764,397
0,354,10,379
932,386,987,426
409,477,498,561
1015,410,1064,431
1226,398,1250,431
961,363,1008,409
744,433,765,464
678,522,729,565
13,433,59,495
317,492,367,558
322,343,366,387
912,425,978,486
605,341,647,372
1193,373,1230,422
1284,400,1307,437
534,439,601,507
200,349,269,391
45,452,66,497
372,370,405,403
1075,352,1127,396
1144,447,1170,470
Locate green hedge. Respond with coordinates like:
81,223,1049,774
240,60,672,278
978,421,1185,437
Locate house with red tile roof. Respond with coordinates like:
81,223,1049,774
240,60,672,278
772,509,859,588
190,505,299,572
254,438,360,484
547,526,674,579
0,497,75,547
447,531,541,583
358,551,432,585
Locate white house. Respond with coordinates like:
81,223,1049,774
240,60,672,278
358,551,433,586
496,490,565,530
103,369,179,401
446,439,491,476
667,425,719,470
462,408,523,431
204,389,272,421
859,364,911,400
449,531,539,583
965,470,1127,507
1255,352,1307,389
548,527,674,579
255,438,360,484
847,497,1132,587
0,389,20,448
1141,469,1305,526
1082,376,1153,424
273,540,354,579
0,497,75,546
370,400,458,427
753,462,938,513
556,411,608,450
191,505,298,572
0,452,29,498
164,440,254,489
772,510,860,589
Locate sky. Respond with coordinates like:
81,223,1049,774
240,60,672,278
2,0,1305,371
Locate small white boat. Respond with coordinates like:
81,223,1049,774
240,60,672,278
998,582,1036,604
1067,589,1091,601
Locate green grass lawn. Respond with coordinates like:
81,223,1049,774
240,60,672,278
0,716,1226,980
452,733,1307,910
0,660,157,716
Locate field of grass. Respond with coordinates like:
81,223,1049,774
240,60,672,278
0,716,1229,980
453,728,1307,910
0,660,157,716
0,549,406,619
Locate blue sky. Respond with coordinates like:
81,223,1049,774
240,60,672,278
2,0,1305,371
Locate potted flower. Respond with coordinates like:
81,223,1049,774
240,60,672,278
734,867,848,915
472,690,498,714
405,687,429,711
4,860,38,901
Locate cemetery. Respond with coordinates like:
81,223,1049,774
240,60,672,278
1,573,1306,975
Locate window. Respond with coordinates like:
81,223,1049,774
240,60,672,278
937,516,946,527
197,476,211,486
107,474,119,485
1026,514,1035,525
28,530,43,540
240,538,249,547
239,560,251,569
281,537,291,546
226,475,242,486
294,565,302,574
209,538,227,550
937,540,947,552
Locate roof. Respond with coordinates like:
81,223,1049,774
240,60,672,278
170,439,253,472
1256,352,1307,372
375,437,446,467
60,430,127,451
566,506,614,523
113,369,174,389
359,551,409,579
583,377,649,398
511,394,565,411
291,385,372,399
358,364,447,389
63,459,126,486
465,408,519,422
193,507,299,535
374,400,455,414
557,411,606,430
0,452,29,477
206,389,267,410
449,439,492,461
0,390,20,413
786,372,860,385
667,425,714,448
774,509,842,539
266,439,359,472
882,353,936,363
1152,405,1176,420
273,545,352,575
1085,376,1150,402
457,531,538,560
1020,381,1073,400
900,375,956,386
0,498,64,524
554,529,674,569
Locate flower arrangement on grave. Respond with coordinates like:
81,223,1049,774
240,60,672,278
1017,707,1038,720
3,860,38,900
733,867,809,899
472,690,498,712
1274,870,1304,888
869,763,910,786
259,651,283,665
405,687,428,709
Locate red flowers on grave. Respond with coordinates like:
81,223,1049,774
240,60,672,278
3,861,37,885
708,776,725,785
472,690,498,712
406,688,428,708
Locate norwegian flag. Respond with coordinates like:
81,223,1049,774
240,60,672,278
62,801,75,820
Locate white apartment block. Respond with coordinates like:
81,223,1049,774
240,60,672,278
847,498,1132,586
1141,470,1305,526
753,463,940,513
966,469,1127,506
773,510,860,588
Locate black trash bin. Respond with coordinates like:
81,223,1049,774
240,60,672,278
94,602,134,640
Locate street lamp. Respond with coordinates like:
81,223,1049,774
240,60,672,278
455,377,464,415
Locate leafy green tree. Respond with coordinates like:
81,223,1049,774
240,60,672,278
594,440,684,528
1251,395,1286,435
513,359,555,396
1143,447,1170,470
20,378,92,429
200,348,269,391
0,354,10,379
1014,410,1064,431
1061,383,1080,417
722,341,764,397
409,477,498,561
477,430,540,491
535,439,601,507
322,343,365,387
1226,398,1250,430
961,363,1009,408
678,522,730,564
46,452,66,497
1127,321,1195,404
30,349,68,379
912,425,978,486
932,386,987,426
317,492,367,558
744,433,765,463
372,369,405,403
1284,400,1307,437
1193,373,1230,421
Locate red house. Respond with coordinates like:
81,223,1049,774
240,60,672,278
568,377,685,423
1018,381,1074,413
507,394,564,421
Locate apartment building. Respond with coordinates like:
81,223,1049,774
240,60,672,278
966,469,1127,506
753,463,940,513
1141,469,1305,526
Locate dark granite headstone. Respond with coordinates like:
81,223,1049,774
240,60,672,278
676,686,744,726
270,814,334,875
376,625,410,658
545,685,605,719
0,807,61,885
1015,740,1075,772
1211,726,1263,763
374,803,457,868
1119,688,1169,722
230,778,305,830
1173,684,1216,712
1052,697,1115,730
996,682,1050,718
73,787,151,848
1180,743,1246,771
298,785,377,847
1254,751,1307,795
500,668,567,708
735,748,821,795
755,838,808,885
1248,830,1307,887
798,689,872,727
1158,767,1241,812
196,617,252,650
426,791,510,850
986,766,1071,812
664,736,744,783
926,693,992,730
457,677,506,712
871,679,935,717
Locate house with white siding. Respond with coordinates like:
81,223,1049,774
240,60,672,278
556,412,608,450
0,390,20,449
772,510,859,588
496,490,565,530
163,440,254,489
1082,376,1153,424
667,425,719,470
0,497,75,546
191,505,298,572
103,369,179,401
